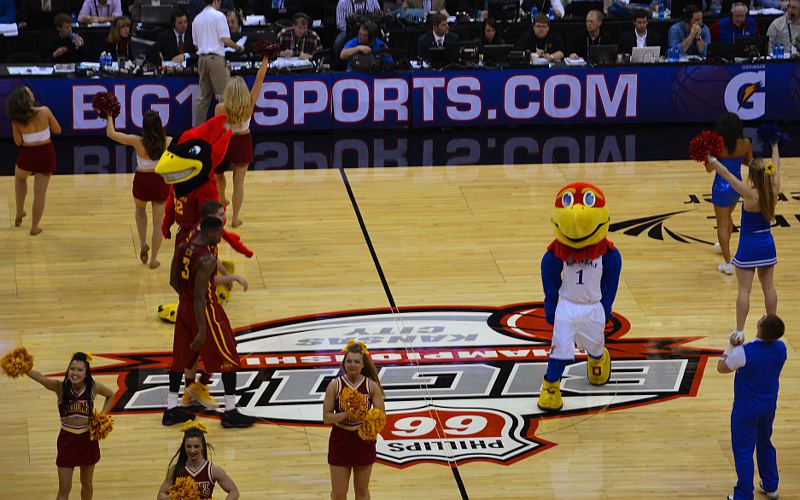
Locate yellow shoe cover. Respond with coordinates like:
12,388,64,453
537,377,563,411
587,348,611,386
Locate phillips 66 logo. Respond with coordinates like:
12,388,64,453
92,303,717,467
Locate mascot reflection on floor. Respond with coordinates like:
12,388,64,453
538,183,622,411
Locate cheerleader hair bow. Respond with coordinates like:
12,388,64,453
72,351,94,363
180,420,208,433
341,339,370,356
763,161,776,176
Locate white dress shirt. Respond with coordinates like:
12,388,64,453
192,6,230,57
636,30,647,48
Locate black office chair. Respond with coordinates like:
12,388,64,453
7,52,42,63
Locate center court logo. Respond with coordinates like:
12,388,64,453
90,303,718,467
724,70,766,120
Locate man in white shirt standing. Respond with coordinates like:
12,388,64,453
192,0,243,127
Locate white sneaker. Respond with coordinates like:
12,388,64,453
729,329,745,345
758,481,779,499
718,262,734,275
714,242,722,253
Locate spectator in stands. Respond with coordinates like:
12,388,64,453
617,9,662,53
766,0,800,53
475,16,506,49
668,4,710,56
417,12,458,60
333,0,381,69
340,21,392,71
225,8,243,39
754,0,788,10
457,0,489,19
42,12,86,62
151,9,194,64
278,12,322,59
19,0,67,25
520,0,564,19
105,15,134,60
403,0,447,12
569,9,613,59
0,0,16,23
516,13,564,62
78,0,122,23
711,2,757,43
188,0,233,20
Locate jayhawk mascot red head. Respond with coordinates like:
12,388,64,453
538,182,621,412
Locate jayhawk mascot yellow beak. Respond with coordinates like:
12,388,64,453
538,183,622,412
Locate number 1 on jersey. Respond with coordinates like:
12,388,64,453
576,269,584,285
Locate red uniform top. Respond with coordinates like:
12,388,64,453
176,241,218,306
178,460,215,499
173,190,204,230
334,375,373,430
59,385,94,434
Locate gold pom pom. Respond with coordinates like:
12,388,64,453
88,412,114,441
1,347,34,378
357,408,386,441
339,386,368,421
169,476,200,500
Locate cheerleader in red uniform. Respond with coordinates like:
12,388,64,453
157,422,240,500
25,352,115,500
106,110,171,268
213,55,270,228
8,85,61,235
323,341,385,500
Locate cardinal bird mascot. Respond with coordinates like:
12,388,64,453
154,115,253,322
537,183,622,411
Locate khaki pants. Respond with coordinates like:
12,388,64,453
194,54,230,127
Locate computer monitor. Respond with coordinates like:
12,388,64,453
588,44,618,64
428,46,447,68
707,42,737,62
25,11,56,30
488,0,518,21
483,43,513,65
735,36,769,59
131,36,156,60
446,40,479,64
140,5,173,26
630,46,661,63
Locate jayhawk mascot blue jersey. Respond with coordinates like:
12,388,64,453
538,183,622,412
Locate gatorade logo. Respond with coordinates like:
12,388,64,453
724,71,766,120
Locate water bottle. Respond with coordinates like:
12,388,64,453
530,5,538,22
778,43,785,58
71,12,77,25
547,9,555,20
658,0,665,21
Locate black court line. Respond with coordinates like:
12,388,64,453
337,166,470,500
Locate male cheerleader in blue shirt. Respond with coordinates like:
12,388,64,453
718,313,786,500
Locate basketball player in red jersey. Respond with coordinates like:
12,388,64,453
26,352,115,500
163,214,255,428
323,342,385,500
157,422,240,499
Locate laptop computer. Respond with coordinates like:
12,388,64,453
630,46,661,63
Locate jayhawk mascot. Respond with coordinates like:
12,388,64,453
538,183,622,411
154,115,253,322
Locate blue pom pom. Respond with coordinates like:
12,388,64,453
757,123,789,148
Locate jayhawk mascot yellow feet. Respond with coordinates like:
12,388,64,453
537,183,621,412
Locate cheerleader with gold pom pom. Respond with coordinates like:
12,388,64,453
157,421,240,500
323,340,386,500
11,350,115,500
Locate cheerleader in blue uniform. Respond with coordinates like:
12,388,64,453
707,142,780,341
707,113,753,275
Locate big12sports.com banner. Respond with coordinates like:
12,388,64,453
2,63,797,137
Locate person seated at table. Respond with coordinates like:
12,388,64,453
42,13,87,62
417,12,458,60
339,21,392,71
520,0,565,19
668,4,710,56
710,2,757,43
104,15,134,60
0,0,16,23
151,8,194,64
474,16,506,50
333,0,381,70
278,12,322,59
78,0,121,23
766,0,799,54
187,0,233,20
403,0,447,13
617,9,662,54
225,8,244,39
569,9,614,60
516,14,564,62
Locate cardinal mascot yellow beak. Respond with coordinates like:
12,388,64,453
551,183,610,249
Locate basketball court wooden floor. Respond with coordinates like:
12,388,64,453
1,159,798,499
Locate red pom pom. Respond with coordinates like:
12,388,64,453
689,130,724,164
254,39,280,60
92,92,121,120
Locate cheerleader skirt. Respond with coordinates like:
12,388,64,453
328,425,376,467
132,170,169,202
217,132,253,172
17,142,56,174
56,429,100,468
711,175,741,207
733,231,777,269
